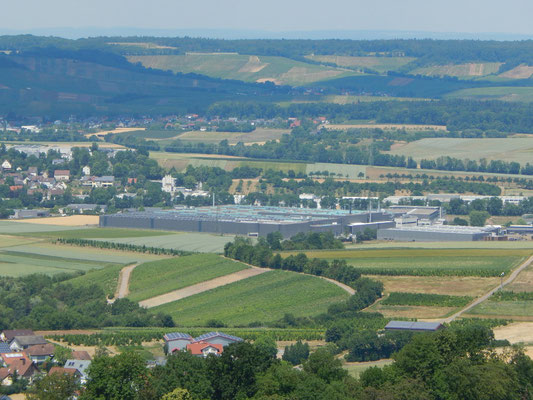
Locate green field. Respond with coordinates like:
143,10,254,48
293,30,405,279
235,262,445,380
0,250,121,277
445,86,533,102
0,221,85,234
344,359,394,378
66,263,125,296
411,62,502,78
283,249,529,277
305,55,415,73
4,243,161,264
27,227,175,239
92,232,237,253
468,300,533,317
152,270,350,326
128,54,358,86
387,137,533,164
127,254,248,302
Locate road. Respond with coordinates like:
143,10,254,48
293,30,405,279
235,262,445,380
442,255,533,323
115,263,139,299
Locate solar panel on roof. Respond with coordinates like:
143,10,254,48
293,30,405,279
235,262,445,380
0,343,12,353
193,332,243,342
164,332,192,341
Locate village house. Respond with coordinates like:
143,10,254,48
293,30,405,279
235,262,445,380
54,169,70,181
93,176,115,188
163,332,243,356
82,165,91,176
25,343,55,364
63,359,91,384
0,353,39,384
186,342,224,357
0,330,34,342
9,335,47,352
1,160,11,171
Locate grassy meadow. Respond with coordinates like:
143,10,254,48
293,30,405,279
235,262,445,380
305,55,415,73
152,270,350,326
127,255,248,302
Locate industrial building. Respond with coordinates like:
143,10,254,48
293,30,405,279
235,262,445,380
100,205,392,237
385,321,444,332
378,225,501,242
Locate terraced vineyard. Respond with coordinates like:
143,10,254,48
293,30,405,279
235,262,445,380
152,270,350,326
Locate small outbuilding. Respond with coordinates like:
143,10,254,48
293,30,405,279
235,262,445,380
385,321,444,332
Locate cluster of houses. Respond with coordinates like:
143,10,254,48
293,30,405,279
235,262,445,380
163,331,243,357
0,330,91,386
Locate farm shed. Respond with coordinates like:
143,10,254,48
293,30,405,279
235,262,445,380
385,321,444,332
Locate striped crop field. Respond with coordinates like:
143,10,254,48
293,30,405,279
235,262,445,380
281,249,530,277
127,254,248,302
152,270,350,326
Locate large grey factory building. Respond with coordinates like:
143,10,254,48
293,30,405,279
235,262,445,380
100,205,392,237
377,225,501,242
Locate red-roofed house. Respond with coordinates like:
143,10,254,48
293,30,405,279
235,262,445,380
186,341,223,357
24,343,55,364
0,353,38,383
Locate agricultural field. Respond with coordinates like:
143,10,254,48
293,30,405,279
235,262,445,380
346,241,533,250
445,86,533,102
152,270,350,326
149,151,366,178
127,254,248,302
66,263,125,296
324,123,447,131
343,359,393,378
128,54,359,86
13,215,99,226
0,220,85,234
411,63,502,78
283,249,528,277
305,55,416,73
499,65,533,80
167,128,289,145
3,242,161,264
91,232,237,253
0,249,121,277
318,95,429,104
28,227,175,240
387,137,533,164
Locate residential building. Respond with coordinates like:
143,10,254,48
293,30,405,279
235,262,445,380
9,335,47,351
1,160,11,171
93,176,115,188
63,359,91,384
186,341,224,357
82,166,91,176
0,330,34,343
54,170,70,181
24,343,55,364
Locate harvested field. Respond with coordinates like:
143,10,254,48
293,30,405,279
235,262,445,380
152,270,350,326
467,300,533,318
0,234,41,248
374,275,500,296
499,65,533,79
446,86,533,102
412,62,502,78
324,123,447,131
13,215,99,226
85,127,145,138
387,137,533,164
173,128,289,145
494,322,533,344
367,304,456,319
505,263,533,292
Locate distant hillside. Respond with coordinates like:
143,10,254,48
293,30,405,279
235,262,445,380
0,49,290,117
128,53,359,86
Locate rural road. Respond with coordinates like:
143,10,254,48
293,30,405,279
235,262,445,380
442,255,533,323
115,263,139,299
139,267,268,308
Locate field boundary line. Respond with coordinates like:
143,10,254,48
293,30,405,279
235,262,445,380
442,255,533,323
221,256,355,295
138,267,267,308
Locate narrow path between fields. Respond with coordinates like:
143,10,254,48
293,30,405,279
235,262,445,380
221,256,356,295
442,255,533,323
139,267,267,308
115,263,139,299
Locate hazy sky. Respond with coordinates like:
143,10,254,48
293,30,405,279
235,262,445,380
4,0,533,35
